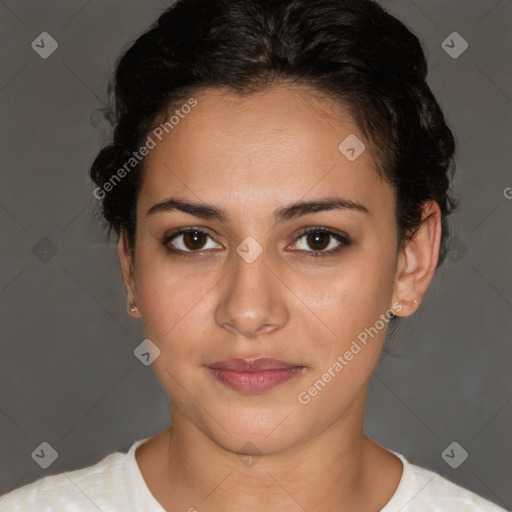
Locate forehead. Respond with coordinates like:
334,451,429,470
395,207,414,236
139,84,393,218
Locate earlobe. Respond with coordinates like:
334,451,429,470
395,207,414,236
391,200,442,317
117,231,139,318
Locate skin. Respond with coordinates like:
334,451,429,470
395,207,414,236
117,83,442,511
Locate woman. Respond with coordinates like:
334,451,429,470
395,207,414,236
0,0,506,510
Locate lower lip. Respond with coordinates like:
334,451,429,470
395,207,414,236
206,367,305,393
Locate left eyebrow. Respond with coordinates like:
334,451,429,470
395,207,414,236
146,196,369,224
274,197,369,223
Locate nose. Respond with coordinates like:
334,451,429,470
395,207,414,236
214,249,289,339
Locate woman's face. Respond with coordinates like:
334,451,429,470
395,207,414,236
119,84,430,455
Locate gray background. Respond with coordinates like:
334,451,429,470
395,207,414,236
0,0,511,508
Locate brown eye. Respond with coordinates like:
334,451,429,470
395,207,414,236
182,230,208,250
292,228,349,258
164,228,221,253
305,232,330,251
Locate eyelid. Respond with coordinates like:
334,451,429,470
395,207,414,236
162,225,350,257
287,226,349,256
161,226,222,254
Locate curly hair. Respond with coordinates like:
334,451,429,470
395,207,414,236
90,0,458,267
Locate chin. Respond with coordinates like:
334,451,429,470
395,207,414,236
195,401,315,456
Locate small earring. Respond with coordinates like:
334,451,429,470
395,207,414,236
413,300,418,304
129,303,138,313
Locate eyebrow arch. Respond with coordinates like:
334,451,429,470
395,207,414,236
146,196,369,224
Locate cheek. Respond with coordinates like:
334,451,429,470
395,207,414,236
292,267,393,413
291,252,396,338
136,268,214,396
134,253,216,349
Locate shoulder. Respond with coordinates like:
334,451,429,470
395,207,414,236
384,451,508,511
0,449,129,512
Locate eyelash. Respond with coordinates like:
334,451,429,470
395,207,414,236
161,226,350,259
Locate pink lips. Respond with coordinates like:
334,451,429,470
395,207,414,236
206,357,305,393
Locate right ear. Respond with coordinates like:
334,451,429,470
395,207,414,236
117,230,140,318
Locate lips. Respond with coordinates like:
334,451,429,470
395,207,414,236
206,357,305,393
207,357,300,371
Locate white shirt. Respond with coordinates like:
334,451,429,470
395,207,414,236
0,437,506,511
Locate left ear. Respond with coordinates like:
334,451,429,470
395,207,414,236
392,200,442,317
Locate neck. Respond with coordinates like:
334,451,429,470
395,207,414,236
148,393,395,511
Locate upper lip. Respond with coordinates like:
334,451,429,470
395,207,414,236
206,357,303,371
